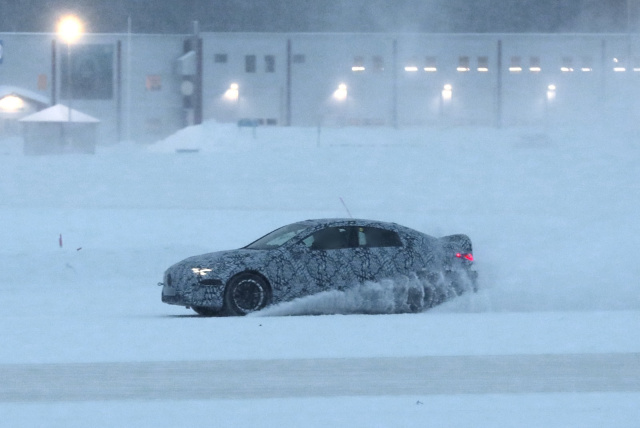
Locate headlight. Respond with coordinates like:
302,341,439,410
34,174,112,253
191,267,223,286
192,267,212,276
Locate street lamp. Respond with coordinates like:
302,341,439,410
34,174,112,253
57,15,83,121
224,83,239,101
333,83,348,101
546,84,557,101
58,15,83,43
441,84,453,101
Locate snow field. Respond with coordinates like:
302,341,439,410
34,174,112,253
1,121,639,426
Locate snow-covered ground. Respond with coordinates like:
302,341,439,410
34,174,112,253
1,120,639,426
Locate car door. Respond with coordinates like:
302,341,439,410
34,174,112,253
293,225,363,291
355,226,406,280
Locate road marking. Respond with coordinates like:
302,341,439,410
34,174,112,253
1,353,639,402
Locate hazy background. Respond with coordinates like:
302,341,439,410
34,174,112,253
0,0,635,34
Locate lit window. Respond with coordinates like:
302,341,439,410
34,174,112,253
404,57,419,72
372,55,384,72
561,56,574,72
529,56,541,72
509,56,522,73
424,56,437,72
457,56,470,72
613,57,626,72
477,56,489,72
352,56,365,72
265,55,275,73
214,54,228,63
633,57,640,72
245,55,256,73
581,56,593,72
146,75,162,91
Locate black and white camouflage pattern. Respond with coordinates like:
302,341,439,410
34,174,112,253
160,218,477,314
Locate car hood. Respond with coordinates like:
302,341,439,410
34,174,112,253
168,248,271,279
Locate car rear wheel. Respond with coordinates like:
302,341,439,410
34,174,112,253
224,273,271,316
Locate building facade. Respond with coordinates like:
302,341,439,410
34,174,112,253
1,31,639,144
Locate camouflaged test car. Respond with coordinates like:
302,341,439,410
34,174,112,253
159,218,478,316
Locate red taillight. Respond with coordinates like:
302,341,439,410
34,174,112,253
456,252,474,261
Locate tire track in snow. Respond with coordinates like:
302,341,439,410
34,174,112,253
1,353,639,402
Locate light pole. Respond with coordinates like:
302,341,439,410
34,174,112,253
57,15,83,122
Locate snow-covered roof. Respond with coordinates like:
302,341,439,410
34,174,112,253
0,85,50,105
19,104,100,123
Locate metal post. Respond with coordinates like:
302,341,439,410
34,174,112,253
51,39,57,105
126,16,132,142
496,39,503,129
600,38,607,118
66,42,71,122
286,39,292,126
392,38,398,128
195,37,203,125
116,40,122,142
193,21,203,125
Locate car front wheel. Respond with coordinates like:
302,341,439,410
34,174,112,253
224,273,271,316
192,306,220,317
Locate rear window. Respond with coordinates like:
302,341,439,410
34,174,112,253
358,227,403,248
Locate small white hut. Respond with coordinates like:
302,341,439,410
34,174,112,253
20,104,100,155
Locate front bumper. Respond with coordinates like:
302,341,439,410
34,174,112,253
160,283,182,305
160,280,225,311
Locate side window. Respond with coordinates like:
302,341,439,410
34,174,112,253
304,227,356,250
358,227,403,248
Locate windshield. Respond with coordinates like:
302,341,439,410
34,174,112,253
245,222,311,250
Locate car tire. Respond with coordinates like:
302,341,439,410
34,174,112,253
192,306,220,317
224,273,271,316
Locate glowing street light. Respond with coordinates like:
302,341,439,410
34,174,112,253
547,84,556,101
224,83,239,101
333,83,348,101
57,15,83,44
0,95,25,112
441,84,452,101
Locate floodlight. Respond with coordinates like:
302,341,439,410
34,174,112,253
57,15,83,44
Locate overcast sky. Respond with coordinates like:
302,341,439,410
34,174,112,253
0,0,634,34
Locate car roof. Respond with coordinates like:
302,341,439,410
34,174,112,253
302,218,399,228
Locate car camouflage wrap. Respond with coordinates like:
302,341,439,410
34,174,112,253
160,218,477,315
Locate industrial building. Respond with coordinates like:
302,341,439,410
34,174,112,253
1,30,639,145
